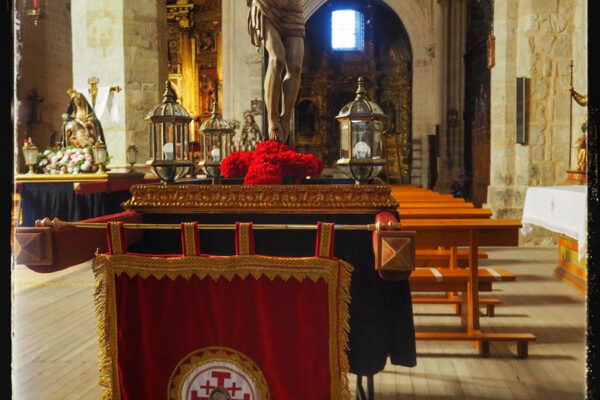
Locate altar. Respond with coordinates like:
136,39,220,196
14,172,158,227
521,185,588,294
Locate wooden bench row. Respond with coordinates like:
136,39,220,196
385,186,535,357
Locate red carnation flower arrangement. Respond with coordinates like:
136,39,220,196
220,140,324,185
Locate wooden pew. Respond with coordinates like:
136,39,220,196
398,202,474,209
398,208,493,219
394,196,466,204
397,206,508,315
403,208,492,267
380,215,535,357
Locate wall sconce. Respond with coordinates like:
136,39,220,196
335,77,387,184
92,137,108,173
126,143,138,172
22,137,39,174
26,0,44,26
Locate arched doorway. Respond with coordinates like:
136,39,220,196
295,0,413,181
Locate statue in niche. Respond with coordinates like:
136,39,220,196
200,73,217,115
198,30,216,53
247,0,305,144
240,113,262,151
61,89,105,148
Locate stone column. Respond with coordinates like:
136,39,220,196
487,0,519,218
488,0,582,228
448,0,466,179
71,0,168,170
222,0,263,145
433,0,450,192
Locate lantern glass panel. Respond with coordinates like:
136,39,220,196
126,147,137,165
373,120,383,158
93,145,107,164
24,149,38,165
351,120,371,159
210,134,222,162
340,120,350,158
163,142,174,160
149,125,155,160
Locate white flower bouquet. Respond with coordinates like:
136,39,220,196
35,145,110,174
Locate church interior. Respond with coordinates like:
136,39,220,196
11,0,595,399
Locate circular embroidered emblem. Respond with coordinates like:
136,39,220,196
168,347,270,400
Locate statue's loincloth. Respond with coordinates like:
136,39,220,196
248,0,305,47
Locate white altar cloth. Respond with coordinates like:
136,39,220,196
521,185,587,262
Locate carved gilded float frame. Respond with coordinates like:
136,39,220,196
122,184,399,214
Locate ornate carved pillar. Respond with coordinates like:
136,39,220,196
167,1,198,128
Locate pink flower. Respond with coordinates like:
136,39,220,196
60,166,66,172
92,165,98,171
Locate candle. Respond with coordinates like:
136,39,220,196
211,147,221,162
33,0,39,9
353,141,371,159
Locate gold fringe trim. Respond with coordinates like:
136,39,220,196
93,256,121,400
94,253,354,399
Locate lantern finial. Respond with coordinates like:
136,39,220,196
355,76,367,99
210,100,219,119
162,80,177,104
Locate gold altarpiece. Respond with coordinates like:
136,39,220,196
167,0,222,142
294,3,412,181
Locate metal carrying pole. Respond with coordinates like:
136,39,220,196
34,218,402,232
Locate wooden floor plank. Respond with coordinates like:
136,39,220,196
11,246,586,399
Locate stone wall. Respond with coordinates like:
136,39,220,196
221,0,264,144
71,0,167,169
488,0,587,245
14,0,73,173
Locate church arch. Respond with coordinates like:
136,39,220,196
297,0,415,181
301,0,436,184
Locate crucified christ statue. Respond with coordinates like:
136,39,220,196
247,0,305,144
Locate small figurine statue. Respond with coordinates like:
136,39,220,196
240,113,262,151
569,83,588,172
570,86,588,107
576,120,587,172
61,89,105,148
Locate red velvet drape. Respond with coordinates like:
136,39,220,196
114,273,332,399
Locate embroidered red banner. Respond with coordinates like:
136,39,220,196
95,222,352,400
